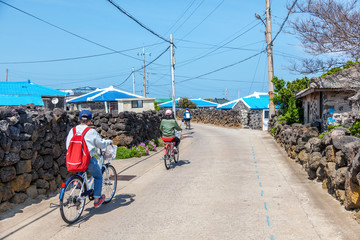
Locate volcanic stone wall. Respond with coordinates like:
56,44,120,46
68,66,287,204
176,109,242,128
269,117,360,212
0,106,162,212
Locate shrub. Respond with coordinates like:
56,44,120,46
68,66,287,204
147,140,157,151
271,125,278,135
350,122,360,137
153,138,164,147
318,124,343,139
116,146,132,159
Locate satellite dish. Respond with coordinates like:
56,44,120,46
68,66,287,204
51,97,59,105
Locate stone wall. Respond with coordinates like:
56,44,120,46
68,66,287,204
0,105,162,213
269,118,360,211
238,101,264,130
176,109,242,128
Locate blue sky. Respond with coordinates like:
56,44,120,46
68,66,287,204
0,0,312,100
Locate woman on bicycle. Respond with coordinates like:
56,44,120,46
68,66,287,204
66,110,112,208
159,109,182,152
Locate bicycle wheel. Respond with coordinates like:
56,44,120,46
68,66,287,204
173,147,179,163
60,175,86,224
102,165,117,203
164,146,171,169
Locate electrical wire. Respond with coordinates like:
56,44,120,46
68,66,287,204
0,42,165,64
181,0,225,39
106,0,171,45
270,0,298,45
176,21,262,67
116,46,171,87
173,0,205,34
154,50,266,87
248,48,266,94
0,1,155,63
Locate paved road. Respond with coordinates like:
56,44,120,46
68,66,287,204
1,123,360,240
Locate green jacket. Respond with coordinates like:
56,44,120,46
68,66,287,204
159,119,182,138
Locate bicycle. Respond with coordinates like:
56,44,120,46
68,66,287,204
162,138,179,169
59,145,118,224
184,120,191,130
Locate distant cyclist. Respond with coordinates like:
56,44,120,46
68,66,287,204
160,109,182,152
183,108,191,129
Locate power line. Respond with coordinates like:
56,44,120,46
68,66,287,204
106,0,171,45
181,0,225,38
176,22,262,67
173,0,205,34
116,46,171,87
154,50,266,86
270,0,298,45
0,42,165,64
0,1,152,63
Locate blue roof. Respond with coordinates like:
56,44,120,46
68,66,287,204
217,99,240,109
0,95,44,106
240,92,280,110
68,86,142,103
0,81,68,106
0,81,68,96
159,98,218,108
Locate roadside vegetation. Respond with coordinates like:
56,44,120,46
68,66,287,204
115,139,164,159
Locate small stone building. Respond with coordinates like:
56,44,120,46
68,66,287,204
296,65,360,130
217,92,275,131
67,86,155,113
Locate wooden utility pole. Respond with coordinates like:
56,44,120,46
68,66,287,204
170,34,176,117
132,67,135,94
266,0,275,118
137,46,151,97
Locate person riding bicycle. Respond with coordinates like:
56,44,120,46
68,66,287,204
160,109,182,152
183,108,191,127
66,110,113,208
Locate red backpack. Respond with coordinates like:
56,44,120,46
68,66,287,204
66,127,91,173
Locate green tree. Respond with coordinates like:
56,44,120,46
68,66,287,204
154,101,161,111
272,76,309,124
177,97,197,109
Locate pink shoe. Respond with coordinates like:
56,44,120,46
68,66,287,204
94,194,105,208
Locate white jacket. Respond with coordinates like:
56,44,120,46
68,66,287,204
66,124,111,157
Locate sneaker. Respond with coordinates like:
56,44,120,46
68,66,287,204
173,147,177,153
94,194,105,208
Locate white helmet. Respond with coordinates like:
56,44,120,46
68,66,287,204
165,109,173,115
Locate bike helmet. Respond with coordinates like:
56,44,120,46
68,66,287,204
165,109,173,115
186,108,189,110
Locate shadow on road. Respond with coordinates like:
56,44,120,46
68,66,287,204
67,193,135,227
170,160,191,169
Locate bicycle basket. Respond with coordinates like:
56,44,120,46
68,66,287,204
104,145,117,160
174,130,182,139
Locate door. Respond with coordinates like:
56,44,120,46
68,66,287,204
263,110,269,131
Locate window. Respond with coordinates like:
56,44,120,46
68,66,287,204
131,100,143,108
264,110,269,119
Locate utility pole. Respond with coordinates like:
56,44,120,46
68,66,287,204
146,72,149,96
132,67,135,94
265,0,275,118
137,46,151,97
170,34,176,117
6,69,8,82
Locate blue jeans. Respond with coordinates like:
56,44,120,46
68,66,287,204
87,157,102,198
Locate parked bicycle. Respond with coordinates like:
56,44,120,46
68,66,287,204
59,145,118,224
162,138,179,169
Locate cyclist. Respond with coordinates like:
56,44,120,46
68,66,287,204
66,110,113,208
183,108,191,128
160,109,182,152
